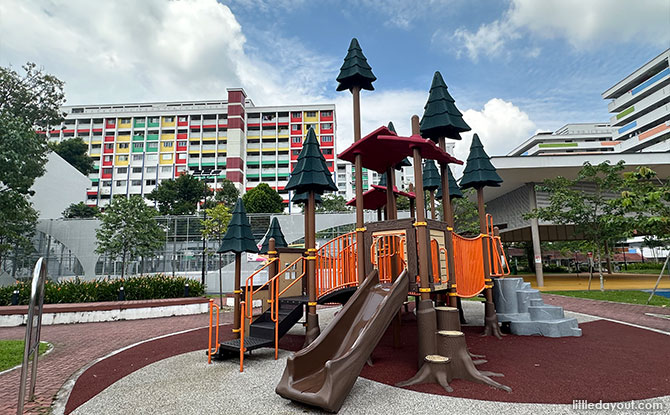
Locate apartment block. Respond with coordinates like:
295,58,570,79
43,88,336,208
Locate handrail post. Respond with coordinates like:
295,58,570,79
240,300,245,372
17,257,47,415
208,299,214,364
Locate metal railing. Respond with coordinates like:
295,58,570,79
17,257,47,415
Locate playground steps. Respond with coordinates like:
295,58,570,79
216,296,306,357
493,278,581,338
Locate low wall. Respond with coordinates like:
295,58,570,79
0,298,210,327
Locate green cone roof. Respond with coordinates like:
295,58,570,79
422,159,441,191
217,198,258,254
459,134,503,190
259,217,288,254
436,166,463,200
336,38,377,92
291,191,322,204
377,174,387,187
285,128,338,194
420,71,471,141
387,122,411,170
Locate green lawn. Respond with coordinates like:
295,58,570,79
616,268,666,275
546,290,670,307
0,340,50,372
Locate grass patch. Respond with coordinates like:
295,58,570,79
0,340,50,372
546,290,670,307
616,268,667,275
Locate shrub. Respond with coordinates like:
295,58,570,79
624,262,665,271
542,264,569,273
0,274,204,306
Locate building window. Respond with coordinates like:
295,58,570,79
164,116,174,122
162,141,173,147
132,154,143,161
177,140,187,146
321,123,332,130
133,142,144,150
118,143,129,149
121,118,130,124
131,180,142,186
118,155,129,162
104,143,114,150
117,167,127,174
132,167,142,173
102,168,112,175
146,179,156,186
146,166,157,173
178,116,187,122
291,150,300,156
149,117,159,123
147,142,158,150
291,124,301,131
161,154,173,160
291,137,301,144
321,110,332,117
161,166,172,173
102,180,112,187
321,136,333,143
323,148,333,155
291,112,301,118
306,111,316,118
306,124,316,131
115,180,126,187
103,155,112,162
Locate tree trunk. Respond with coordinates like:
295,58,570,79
597,247,605,292
121,250,127,279
396,355,453,392
436,331,510,392
604,240,613,275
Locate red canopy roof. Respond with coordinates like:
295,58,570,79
346,184,415,210
338,126,406,173
377,134,463,165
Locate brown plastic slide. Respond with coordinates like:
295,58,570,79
276,268,409,413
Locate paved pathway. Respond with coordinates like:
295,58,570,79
0,312,229,415
542,293,670,333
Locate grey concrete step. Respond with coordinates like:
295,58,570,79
529,305,565,321
510,318,582,337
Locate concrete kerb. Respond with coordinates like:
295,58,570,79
51,325,208,415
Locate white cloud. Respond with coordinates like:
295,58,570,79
357,0,458,29
448,0,670,60
451,98,536,176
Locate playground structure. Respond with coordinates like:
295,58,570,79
206,38,578,413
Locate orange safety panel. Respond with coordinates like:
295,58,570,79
452,233,486,298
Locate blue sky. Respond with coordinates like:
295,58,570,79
1,0,668,167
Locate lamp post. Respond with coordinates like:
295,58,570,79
193,169,221,286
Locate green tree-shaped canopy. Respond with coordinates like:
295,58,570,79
285,128,338,194
259,217,288,254
436,166,463,200
420,71,471,141
388,122,411,170
336,38,377,92
217,198,258,254
291,191,322,204
460,134,503,190
422,159,441,191
377,174,387,187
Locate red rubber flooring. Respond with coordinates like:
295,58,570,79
65,318,670,413
361,317,670,404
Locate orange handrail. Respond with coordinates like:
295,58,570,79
207,299,220,364
315,232,358,297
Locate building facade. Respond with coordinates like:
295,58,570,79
44,88,336,208
508,49,669,157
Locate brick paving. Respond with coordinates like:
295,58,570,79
542,293,670,333
0,311,232,415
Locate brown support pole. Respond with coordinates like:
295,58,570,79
477,187,502,339
438,137,458,308
352,86,367,282
233,252,241,339
410,115,437,367
429,191,436,220
386,168,397,220
408,183,416,220
304,191,320,346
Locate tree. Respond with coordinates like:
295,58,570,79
49,137,94,175
526,161,629,291
396,195,411,211
201,204,232,242
214,178,239,208
316,193,350,213
242,183,284,213
452,189,479,235
62,202,99,218
0,63,65,270
95,196,164,278
147,174,211,215
620,166,670,241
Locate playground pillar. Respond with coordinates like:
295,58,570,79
411,116,431,301
352,86,367,282
438,137,458,308
529,184,544,287
408,183,416,219
477,187,502,338
385,167,397,220
304,191,320,346
429,191,436,220
233,252,241,339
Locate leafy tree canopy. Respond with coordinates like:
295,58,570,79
201,203,232,241
453,189,480,235
62,202,99,218
316,193,350,213
95,196,164,278
242,183,284,213
620,166,670,241
214,178,239,209
49,137,94,175
147,174,212,215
